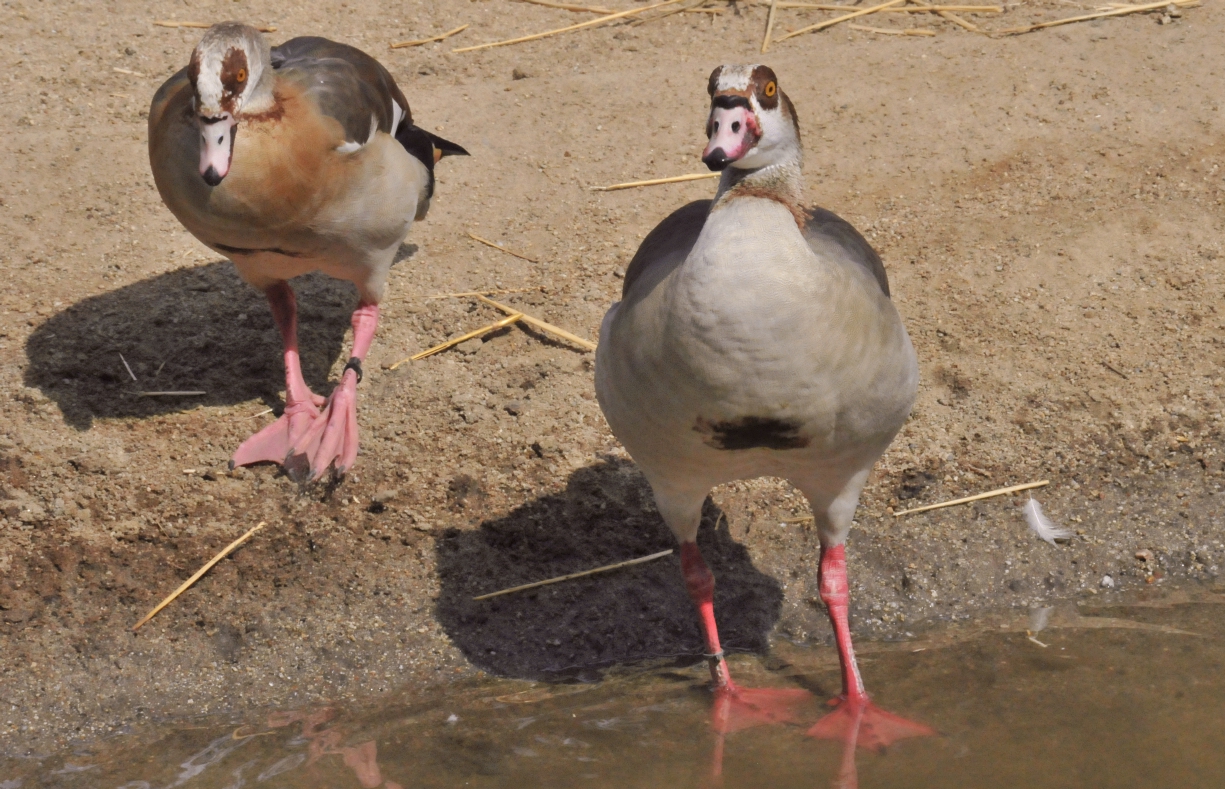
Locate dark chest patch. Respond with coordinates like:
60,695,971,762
694,416,810,451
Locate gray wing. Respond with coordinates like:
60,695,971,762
270,36,411,145
622,200,711,298
802,207,890,298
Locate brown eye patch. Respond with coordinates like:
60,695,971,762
219,47,249,102
750,64,780,110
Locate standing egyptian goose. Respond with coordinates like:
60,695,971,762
596,65,933,747
149,23,466,481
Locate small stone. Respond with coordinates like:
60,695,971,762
512,67,529,80
1134,549,1154,563
373,488,400,504
456,337,483,355
1101,575,1115,589
504,400,524,416
412,522,433,532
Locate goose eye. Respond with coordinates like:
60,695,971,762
764,81,776,98
236,68,247,83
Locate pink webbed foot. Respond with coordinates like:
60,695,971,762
231,397,323,469
710,683,814,734
282,369,361,482
806,695,936,752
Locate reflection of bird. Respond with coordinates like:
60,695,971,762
149,23,466,481
596,64,933,749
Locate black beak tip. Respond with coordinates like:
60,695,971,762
702,150,730,172
201,167,224,187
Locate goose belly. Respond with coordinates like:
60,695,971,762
597,213,917,488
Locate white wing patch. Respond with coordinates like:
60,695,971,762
391,100,405,134
335,113,381,154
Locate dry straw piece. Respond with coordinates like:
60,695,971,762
390,24,469,49
905,0,981,32
995,0,1197,34
849,23,938,35
892,480,1050,517
154,20,278,32
428,287,543,300
762,0,782,52
477,294,597,351
389,312,524,369
132,521,266,631
775,0,907,41
516,0,615,12
454,0,686,52
591,172,719,191
473,549,674,600
467,232,540,263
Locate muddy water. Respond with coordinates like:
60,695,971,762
5,589,1224,789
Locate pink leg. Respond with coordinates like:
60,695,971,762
681,541,733,689
807,543,936,752
231,282,325,469
681,541,811,745
819,544,867,702
286,301,379,481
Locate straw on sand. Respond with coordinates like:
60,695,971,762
995,0,1197,34
473,549,673,600
774,0,907,41
132,522,266,631
762,0,782,52
391,24,469,49
516,0,615,12
467,232,540,263
476,294,597,351
590,172,719,191
154,21,278,32
453,0,686,52
904,0,981,32
892,480,1050,517
428,287,543,300
389,312,524,369
849,23,938,35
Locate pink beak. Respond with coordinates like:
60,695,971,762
702,105,760,171
199,113,237,186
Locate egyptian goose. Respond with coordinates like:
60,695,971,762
149,23,466,481
596,65,932,746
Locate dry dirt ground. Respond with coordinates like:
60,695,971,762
2,0,1224,758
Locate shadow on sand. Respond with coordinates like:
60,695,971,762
24,261,360,430
435,457,785,681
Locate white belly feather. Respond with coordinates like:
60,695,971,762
596,198,917,497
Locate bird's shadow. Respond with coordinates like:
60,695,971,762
23,261,357,430
435,457,785,681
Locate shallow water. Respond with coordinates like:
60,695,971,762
6,589,1224,789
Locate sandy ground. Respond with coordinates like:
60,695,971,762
1,0,1223,758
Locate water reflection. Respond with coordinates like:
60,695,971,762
4,590,1224,788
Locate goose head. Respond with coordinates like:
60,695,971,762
702,64,800,173
187,22,273,185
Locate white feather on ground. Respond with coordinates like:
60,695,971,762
1023,496,1073,545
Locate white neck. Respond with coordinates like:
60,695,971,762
715,156,804,208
